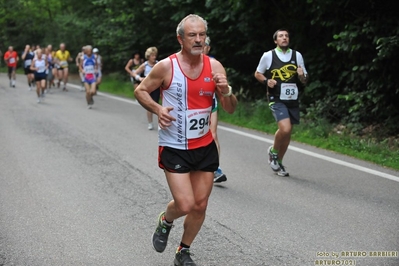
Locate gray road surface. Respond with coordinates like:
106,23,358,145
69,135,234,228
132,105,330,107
0,75,398,266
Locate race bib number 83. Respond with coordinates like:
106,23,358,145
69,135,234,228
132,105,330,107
186,108,211,139
280,83,298,100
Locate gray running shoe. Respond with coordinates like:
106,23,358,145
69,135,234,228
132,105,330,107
277,163,289,177
152,211,173,253
268,146,280,172
174,248,196,266
213,168,227,183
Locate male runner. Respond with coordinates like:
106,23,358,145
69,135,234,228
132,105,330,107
134,14,237,266
54,43,72,91
203,36,227,183
21,45,35,91
76,46,86,91
45,46,55,91
4,46,18,87
30,49,48,103
93,48,102,92
79,45,97,109
49,45,58,85
254,28,308,177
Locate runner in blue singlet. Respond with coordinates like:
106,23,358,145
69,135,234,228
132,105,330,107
79,45,97,109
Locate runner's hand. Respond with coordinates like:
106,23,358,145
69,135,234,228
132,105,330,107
297,65,304,76
267,79,277,88
212,72,229,94
158,106,176,129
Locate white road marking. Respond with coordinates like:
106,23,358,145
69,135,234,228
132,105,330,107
68,83,399,182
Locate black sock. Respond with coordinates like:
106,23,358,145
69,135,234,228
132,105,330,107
179,242,190,249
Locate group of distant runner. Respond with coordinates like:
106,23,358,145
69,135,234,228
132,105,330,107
3,43,102,107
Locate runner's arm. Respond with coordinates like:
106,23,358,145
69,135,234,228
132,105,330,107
125,59,133,76
30,59,36,71
211,59,237,114
98,55,102,69
79,58,84,73
75,53,81,66
254,52,272,84
132,63,145,81
53,52,60,64
134,60,176,128
296,52,309,85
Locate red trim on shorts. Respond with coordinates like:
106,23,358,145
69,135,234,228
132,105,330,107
158,146,178,173
158,146,164,169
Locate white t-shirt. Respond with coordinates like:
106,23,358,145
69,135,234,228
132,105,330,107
256,48,308,75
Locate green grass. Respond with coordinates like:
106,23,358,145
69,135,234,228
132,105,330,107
98,73,135,99
0,66,24,74
218,101,399,170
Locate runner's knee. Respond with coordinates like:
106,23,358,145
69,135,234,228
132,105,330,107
174,198,196,215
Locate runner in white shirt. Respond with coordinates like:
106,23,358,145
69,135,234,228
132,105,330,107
254,28,308,177
132,47,159,130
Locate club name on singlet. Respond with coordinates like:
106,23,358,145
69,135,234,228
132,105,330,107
159,54,215,150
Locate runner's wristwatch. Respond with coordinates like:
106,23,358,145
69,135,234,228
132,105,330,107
221,85,232,97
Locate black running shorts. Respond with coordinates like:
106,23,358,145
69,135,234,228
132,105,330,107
34,73,47,81
24,67,34,75
150,88,161,103
158,141,219,173
8,66,15,75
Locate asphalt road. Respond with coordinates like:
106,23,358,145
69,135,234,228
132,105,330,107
0,75,398,266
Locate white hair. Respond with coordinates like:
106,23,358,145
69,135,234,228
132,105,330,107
176,14,208,37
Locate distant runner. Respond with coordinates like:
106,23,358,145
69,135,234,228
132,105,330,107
4,46,19,87
79,45,97,109
93,48,102,92
45,46,55,92
75,46,85,91
30,49,48,103
203,36,227,183
132,47,159,130
125,51,144,90
21,45,35,91
54,43,72,91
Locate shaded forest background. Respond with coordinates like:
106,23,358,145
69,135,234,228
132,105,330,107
1,0,398,137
